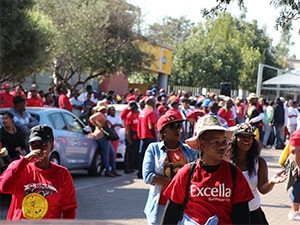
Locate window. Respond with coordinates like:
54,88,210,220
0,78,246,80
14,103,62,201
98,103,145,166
63,113,83,133
49,113,67,130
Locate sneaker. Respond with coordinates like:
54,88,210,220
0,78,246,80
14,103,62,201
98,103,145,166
288,211,300,220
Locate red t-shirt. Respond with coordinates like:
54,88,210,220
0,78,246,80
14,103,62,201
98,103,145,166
0,158,77,220
26,97,43,107
59,94,72,112
125,111,139,132
120,108,130,121
0,92,14,108
12,91,27,99
137,106,157,139
218,107,236,127
164,160,253,224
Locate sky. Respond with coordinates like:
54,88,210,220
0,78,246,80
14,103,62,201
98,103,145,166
128,0,299,59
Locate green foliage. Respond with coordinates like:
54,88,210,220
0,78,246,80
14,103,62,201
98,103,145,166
128,72,158,85
170,13,280,92
0,0,57,83
36,0,147,88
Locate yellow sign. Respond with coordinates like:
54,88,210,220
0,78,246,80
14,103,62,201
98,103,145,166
138,40,173,75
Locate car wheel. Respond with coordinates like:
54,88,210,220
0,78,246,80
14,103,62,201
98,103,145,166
88,150,102,176
50,153,60,165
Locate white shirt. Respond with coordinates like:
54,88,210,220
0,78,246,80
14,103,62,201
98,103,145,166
242,159,260,211
288,106,299,125
69,97,83,118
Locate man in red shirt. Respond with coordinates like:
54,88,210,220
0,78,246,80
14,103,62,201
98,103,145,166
218,98,236,127
166,98,183,120
137,96,158,178
0,83,14,108
26,85,43,107
58,87,72,112
124,101,140,174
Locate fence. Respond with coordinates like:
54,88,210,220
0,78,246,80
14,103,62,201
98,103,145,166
167,85,244,98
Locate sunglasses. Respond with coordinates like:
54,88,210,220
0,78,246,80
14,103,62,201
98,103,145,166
166,123,183,130
30,90,36,92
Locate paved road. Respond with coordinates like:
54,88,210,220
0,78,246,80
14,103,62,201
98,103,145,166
0,147,299,224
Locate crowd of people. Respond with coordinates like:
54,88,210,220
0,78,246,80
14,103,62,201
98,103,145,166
0,82,300,223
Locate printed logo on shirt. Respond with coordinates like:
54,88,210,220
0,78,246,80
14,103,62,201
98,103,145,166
190,183,231,202
22,183,58,220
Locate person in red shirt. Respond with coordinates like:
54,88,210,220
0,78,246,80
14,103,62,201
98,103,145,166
26,85,43,107
0,83,14,108
120,102,132,121
58,87,72,112
218,97,236,127
11,85,27,99
162,115,254,225
137,96,158,178
0,125,77,220
124,101,140,174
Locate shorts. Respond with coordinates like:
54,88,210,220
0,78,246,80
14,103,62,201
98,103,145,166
289,177,300,203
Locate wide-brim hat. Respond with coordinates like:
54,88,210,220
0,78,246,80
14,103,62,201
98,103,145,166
185,115,233,150
93,100,108,112
247,93,258,101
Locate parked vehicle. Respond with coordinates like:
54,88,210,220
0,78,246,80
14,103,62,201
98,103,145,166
108,104,128,164
0,107,102,176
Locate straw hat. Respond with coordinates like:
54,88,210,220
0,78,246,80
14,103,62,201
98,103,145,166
93,100,108,112
247,93,258,101
185,115,233,150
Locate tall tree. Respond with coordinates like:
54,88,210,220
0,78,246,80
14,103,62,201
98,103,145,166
0,0,57,84
146,16,194,46
171,13,280,92
36,0,148,89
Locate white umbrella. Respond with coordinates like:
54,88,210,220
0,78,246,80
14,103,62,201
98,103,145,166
263,71,300,86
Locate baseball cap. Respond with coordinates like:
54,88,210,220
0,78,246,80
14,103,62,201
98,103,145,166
185,115,233,150
28,125,54,144
157,105,167,114
289,129,300,146
202,99,211,108
128,101,138,110
13,96,26,104
157,113,184,132
146,90,154,96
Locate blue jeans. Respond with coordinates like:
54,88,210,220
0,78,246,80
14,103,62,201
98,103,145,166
97,137,116,172
274,125,285,147
262,124,271,146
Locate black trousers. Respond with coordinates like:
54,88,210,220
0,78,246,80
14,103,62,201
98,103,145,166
124,131,139,172
250,208,269,225
137,137,157,178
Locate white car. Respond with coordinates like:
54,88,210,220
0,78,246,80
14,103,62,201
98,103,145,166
108,104,128,164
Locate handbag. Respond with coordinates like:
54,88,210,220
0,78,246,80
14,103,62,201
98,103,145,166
102,124,119,141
